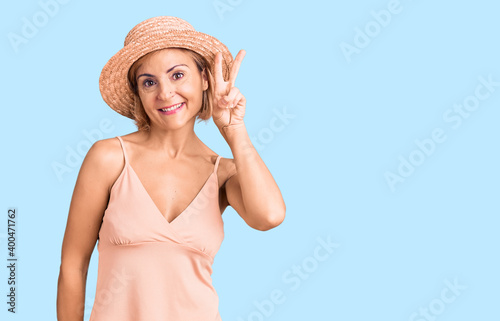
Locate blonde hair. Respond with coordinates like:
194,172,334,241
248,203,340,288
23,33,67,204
127,48,215,132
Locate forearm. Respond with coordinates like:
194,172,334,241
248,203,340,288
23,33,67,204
222,124,286,222
57,267,87,321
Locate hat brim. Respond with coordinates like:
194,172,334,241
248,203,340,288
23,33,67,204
99,29,233,119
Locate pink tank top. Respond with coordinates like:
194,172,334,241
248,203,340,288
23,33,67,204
89,136,224,320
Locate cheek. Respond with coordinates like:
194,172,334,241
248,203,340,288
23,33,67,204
138,93,151,105
178,82,203,99
137,93,157,112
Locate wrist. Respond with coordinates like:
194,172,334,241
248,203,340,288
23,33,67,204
220,123,248,143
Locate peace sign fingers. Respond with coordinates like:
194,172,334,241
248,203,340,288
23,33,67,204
213,51,226,86
228,49,246,87
211,50,247,132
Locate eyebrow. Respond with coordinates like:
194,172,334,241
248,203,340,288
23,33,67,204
136,64,188,80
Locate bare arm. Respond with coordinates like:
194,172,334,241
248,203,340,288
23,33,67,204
211,50,285,231
57,139,120,320
221,124,286,231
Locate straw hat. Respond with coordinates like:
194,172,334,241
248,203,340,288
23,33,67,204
99,16,234,119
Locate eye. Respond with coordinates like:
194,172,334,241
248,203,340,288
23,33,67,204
173,72,184,80
142,79,155,88
143,79,156,87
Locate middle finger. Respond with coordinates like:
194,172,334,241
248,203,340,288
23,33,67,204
229,50,246,87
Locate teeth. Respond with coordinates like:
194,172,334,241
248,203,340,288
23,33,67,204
160,103,183,112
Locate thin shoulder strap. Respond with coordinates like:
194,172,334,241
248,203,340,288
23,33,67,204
116,136,129,164
213,155,222,173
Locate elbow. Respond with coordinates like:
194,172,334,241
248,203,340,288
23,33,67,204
257,207,286,231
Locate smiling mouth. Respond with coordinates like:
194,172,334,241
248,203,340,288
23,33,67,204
158,102,184,112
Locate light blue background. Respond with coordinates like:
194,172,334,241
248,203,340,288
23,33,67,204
1,0,499,320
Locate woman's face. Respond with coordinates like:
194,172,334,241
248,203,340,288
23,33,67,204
135,48,208,129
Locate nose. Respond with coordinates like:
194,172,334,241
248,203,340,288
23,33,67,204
157,81,174,101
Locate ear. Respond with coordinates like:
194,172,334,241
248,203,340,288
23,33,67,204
201,68,209,91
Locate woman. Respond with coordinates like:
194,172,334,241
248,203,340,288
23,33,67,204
57,16,286,320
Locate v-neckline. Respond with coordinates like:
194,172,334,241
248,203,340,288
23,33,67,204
126,162,217,225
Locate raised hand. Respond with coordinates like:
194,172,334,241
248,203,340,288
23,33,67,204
211,49,246,132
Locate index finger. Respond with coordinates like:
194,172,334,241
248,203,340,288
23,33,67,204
213,52,225,85
229,49,246,87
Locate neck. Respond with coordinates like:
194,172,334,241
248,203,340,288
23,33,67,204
142,121,201,159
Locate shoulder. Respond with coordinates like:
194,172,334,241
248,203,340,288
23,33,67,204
87,137,123,164
83,137,126,193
